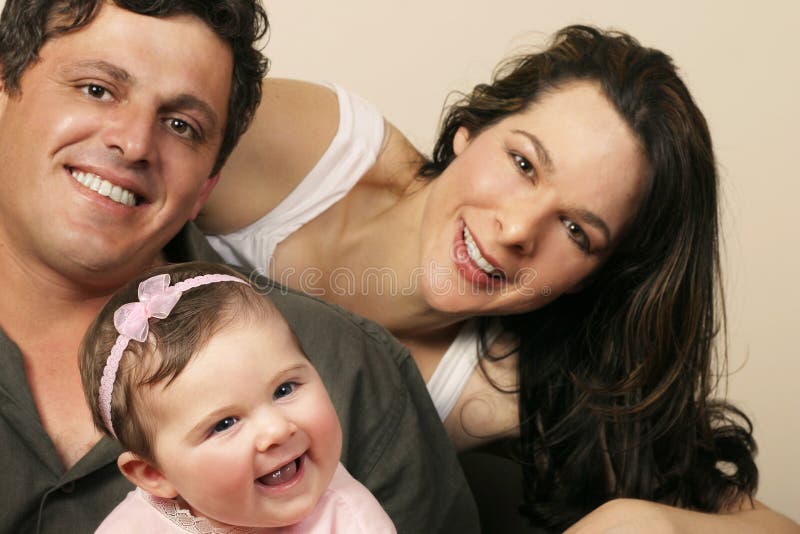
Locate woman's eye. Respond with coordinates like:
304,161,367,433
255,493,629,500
512,153,536,177
164,118,198,140
212,416,238,434
273,382,297,400
82,84,112,102
561,217,590,253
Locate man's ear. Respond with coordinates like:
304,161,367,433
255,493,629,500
117,451,178,499
189,173,221,220
453,126,471,156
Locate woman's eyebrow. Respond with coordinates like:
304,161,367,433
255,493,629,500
511,128,612,245
512,129,554,173
577,207,611,246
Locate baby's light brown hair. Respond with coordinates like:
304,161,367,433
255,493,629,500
79,261,277,465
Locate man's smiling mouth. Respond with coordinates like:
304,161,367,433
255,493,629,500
70,168,137,207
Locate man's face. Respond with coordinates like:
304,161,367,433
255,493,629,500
0,4,233,284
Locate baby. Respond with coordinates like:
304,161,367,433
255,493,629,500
80,262,395,533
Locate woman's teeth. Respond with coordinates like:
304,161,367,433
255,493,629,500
71,169,136,207
463,226,500,275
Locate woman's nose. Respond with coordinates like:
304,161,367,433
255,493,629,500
496,194,554,256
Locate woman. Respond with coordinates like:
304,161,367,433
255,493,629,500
197,26,790,531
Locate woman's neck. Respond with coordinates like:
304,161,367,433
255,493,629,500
326,176,468,338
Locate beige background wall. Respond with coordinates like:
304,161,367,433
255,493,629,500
262,1,800,519
2,0,796,522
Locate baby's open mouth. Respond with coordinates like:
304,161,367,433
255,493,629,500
257,456,302,486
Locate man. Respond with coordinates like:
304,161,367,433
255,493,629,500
0,1,478,532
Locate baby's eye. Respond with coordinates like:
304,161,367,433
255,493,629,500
212,416,238,434
273,382,297,400
164,118,199,141
82,84,113,102
561,217,590,253
511,153,536,177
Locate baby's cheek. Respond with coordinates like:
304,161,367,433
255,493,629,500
309,394,343,455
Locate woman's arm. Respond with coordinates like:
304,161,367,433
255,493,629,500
196,79,339,234
565,498,800,533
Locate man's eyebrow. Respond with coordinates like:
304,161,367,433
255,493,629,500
512,129,554,173
164,93,220,134
59,60,132,84
577,208,611,246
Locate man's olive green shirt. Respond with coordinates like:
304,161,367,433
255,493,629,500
0,225,479,534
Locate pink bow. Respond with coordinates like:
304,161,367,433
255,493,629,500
113,274,181,342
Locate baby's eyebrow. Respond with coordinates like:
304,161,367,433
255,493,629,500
187,405,236,438
276,363,310,376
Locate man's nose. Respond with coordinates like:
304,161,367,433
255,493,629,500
101,103,157,167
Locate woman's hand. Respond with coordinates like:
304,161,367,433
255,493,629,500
564,498,799,534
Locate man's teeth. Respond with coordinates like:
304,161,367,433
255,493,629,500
463,226,500,275
70,170,136,207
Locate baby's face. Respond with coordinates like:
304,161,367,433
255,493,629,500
148,314,342,528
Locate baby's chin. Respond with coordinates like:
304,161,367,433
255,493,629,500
193,493,323,530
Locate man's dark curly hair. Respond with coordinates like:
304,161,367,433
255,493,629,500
0,0,269,175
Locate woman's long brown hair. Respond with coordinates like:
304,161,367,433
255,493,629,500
421,25,757,530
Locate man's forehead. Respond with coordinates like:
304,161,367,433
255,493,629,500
40,3,233,122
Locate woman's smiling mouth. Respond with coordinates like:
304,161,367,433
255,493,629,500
463,225,503,277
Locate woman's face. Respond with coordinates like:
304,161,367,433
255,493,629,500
418,80,648,316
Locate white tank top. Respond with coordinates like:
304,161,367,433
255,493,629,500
206,82,385,274
426,320,501,421
206,84,493,421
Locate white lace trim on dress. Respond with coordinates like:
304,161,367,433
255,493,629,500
141,489,262,534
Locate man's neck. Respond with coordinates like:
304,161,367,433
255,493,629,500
0,243,164,469
0,253,112,348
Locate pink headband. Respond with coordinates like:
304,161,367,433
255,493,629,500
99,273,248,438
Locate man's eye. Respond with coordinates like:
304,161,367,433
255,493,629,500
212,416,238,434
82,84,112,101
273,382,297,400
164,118,198,140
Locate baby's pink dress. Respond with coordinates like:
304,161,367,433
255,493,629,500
96,463,395,533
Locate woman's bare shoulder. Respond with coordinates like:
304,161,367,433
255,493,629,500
197,79,340,234
359,121,426,196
